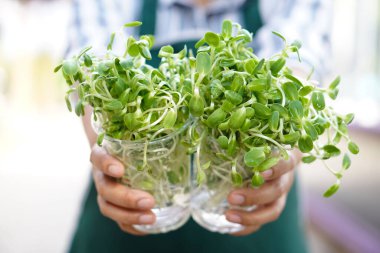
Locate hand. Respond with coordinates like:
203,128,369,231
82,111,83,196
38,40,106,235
225,150,302,236
90,145,156,236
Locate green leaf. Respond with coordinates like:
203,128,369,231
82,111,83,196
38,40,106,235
312,92,325,111
65,94,72,112
158,45,174,57
344,113,355,125
107,32,115,50
244,147,266,167
225,90,243,105
229,107,247,130
348,141,359,154
222,20,233,38
221,100,235,113
342,153,351,170
83,54,92,67
251,172,265,187
244,59,256,74
124,21,142,27
323,145,341,157
329,76,341,90
246,107,255,118
257,157,280,172
204,32,220,47
269,111,280,131
217,136,229,149
189,95,204,117
289,100,304,121
298,135,313,153
283,131,301,144
271,104,288,119
231,171,243,186
54,64,63,73
252,103,271,119
282,82,298,101
207,108,227,128
303,120,318,141
270,58,286,76
104,100,123,111
62,59,79,76
195,38,205,49
302,155,317,163
231,76,244,91
272,31,286,42
140,35,154,48
299,86,313,96
323,182,340,197
139,45,152,60
248,79,267,92
196,52,211,74
127,42,140,57
328,88,339,100
96,132,105,146
119,58,133,70
163,109,177,128
124,113,142,131
284,74,303,87
253,59,265,74
75,100,84,116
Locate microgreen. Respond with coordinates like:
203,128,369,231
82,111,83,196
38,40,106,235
56,20,359,199
55,22,193,204
187,20,359,198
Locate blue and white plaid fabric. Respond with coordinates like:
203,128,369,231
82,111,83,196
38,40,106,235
66,0,332,78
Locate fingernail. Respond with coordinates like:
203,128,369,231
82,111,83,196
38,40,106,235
229,194,245,205
262,169,273,179
108,165,123,176
139,214,154,224
137,198,154,209
226,214,241,223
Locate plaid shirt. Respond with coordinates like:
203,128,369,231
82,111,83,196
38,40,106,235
66,0,332,78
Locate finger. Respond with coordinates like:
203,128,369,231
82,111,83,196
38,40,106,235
261,150,301,181
90,145,124,178
226,194,287,227
228,171,294,206
230,225,261,236
118,222,148,236
97,195,156,225
93,170,155,210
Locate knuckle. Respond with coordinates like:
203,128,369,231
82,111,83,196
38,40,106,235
96,180,107,197
274,179,286,196
244,213,259,226
97,196,108,216
122,189,135,207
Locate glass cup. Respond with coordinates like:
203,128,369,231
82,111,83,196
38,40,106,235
94,119,192,234
191,135,260,234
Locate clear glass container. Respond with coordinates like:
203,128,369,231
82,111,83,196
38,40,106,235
94,119,192,234
191,135,257,234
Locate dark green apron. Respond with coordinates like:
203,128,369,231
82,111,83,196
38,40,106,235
69,1,308,252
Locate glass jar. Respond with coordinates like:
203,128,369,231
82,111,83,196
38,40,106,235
191,135,260,234
95,120,192,234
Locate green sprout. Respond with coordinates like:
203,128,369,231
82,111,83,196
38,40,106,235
186,20,359,198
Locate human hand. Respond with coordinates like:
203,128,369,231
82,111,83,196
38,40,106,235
90,145,156,236
225,150,302,236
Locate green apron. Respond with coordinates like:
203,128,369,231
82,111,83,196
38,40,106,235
69,1,308,252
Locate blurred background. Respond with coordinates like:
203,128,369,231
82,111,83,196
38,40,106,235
0,0,379,252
